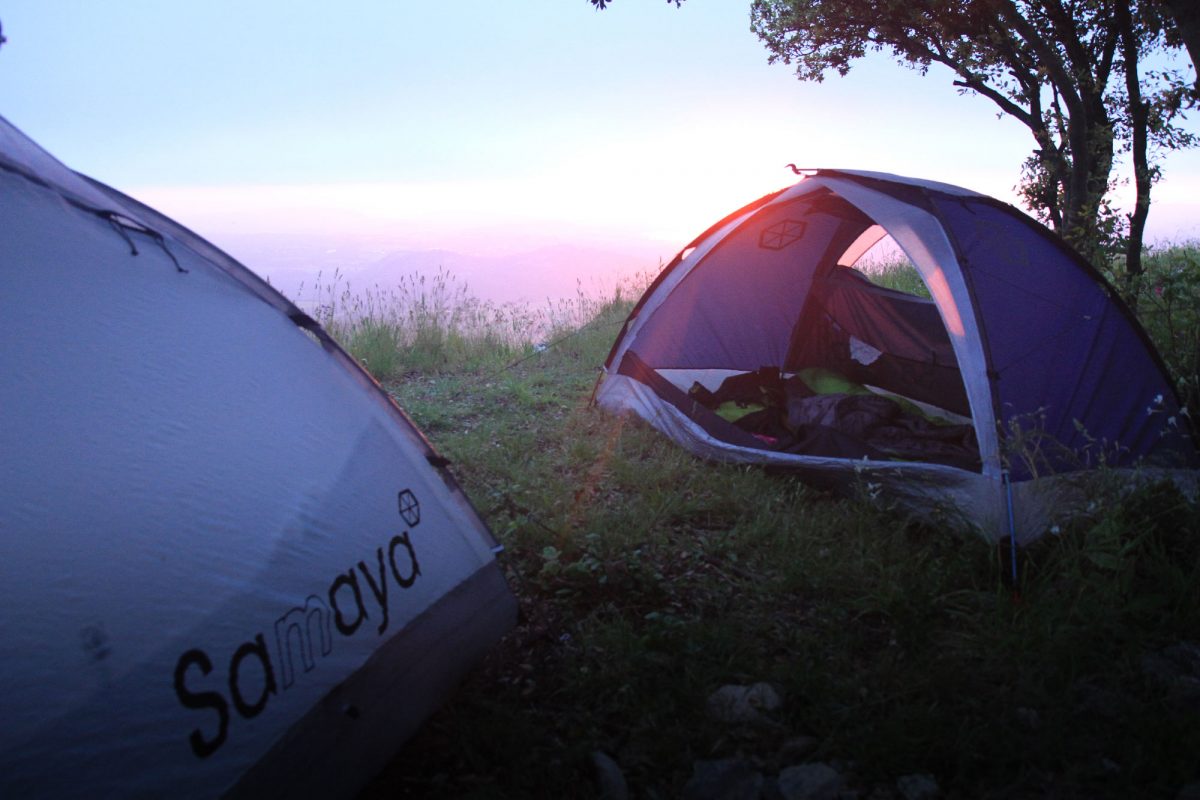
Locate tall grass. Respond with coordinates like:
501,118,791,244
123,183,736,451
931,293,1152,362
1109,241,1200,419
294,267,648,379
859,257,932,298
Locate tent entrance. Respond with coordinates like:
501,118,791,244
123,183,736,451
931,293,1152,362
784,264,971,417
649,223,978,469
614,194,982,470
657,361,981,471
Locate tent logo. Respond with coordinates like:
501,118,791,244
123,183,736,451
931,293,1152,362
172,487,425,759
759,219,807,250
397,489,420,527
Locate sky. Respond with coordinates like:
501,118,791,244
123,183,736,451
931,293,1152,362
1,1,1198,299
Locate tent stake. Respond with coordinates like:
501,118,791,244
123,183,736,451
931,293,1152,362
1003,469,1018,588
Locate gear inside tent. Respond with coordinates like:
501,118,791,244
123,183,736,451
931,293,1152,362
596,170,1198,542
0,114,517,799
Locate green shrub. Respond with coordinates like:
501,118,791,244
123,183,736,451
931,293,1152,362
1108,241,1200,419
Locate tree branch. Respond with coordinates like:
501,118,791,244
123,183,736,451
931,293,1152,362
995,0,1084,112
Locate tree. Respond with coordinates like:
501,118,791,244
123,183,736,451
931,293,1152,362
749,0,1196,274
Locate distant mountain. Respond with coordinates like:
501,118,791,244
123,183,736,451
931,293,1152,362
352,245,661,305
234,239,667,307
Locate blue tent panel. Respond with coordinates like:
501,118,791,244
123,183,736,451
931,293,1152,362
632,197,859,370
932,196,1195,471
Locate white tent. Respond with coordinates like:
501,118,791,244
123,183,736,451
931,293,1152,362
0,115,516,798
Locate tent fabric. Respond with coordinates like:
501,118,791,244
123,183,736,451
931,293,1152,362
0,115,516,798
785,265,969,415
629,194,846,370
929,194,1191,475
597,170,1197,541
809,174,1002,469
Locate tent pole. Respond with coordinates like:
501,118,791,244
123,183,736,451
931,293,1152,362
1002,469,1018,587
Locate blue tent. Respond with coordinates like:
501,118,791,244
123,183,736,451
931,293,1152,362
597,170,1197,541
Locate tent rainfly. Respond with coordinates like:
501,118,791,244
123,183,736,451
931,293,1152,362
596,170,1198,542
0,115,516,798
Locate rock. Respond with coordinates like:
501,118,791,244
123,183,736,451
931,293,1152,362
1070,676,1128,719
1176,780,1200,800
777,735,819,762
1015,706,1040,730
1142,642,1200,711
707,683,784,726
591,751,629,800
896,773,939,800
776,762,845,800
683,758,765,800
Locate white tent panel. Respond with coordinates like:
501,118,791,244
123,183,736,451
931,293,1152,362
810,175,1000,474
0,118,514,798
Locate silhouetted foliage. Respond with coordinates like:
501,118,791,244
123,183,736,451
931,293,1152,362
1158,0,1200,97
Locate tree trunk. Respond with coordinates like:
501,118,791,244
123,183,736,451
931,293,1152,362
1060,114,1115,265
1119,2,1152,283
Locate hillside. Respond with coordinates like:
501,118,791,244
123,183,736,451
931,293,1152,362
333,260,1200,799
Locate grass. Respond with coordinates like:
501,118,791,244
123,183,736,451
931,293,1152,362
299,267,624,378
861,258,933,298
302,261,1200,798
1109,242,1200,421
